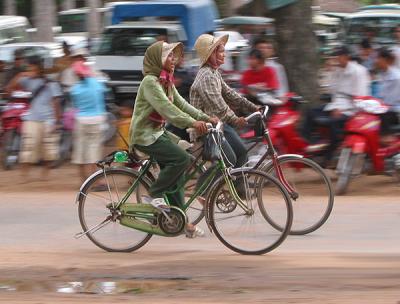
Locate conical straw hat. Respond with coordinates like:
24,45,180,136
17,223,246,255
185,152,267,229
194,34,229,66
161,42,184,65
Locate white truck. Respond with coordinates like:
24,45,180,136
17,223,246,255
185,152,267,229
93,0,218,103
95,22,187,102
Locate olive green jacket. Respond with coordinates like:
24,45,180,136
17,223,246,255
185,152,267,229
129,75,210,147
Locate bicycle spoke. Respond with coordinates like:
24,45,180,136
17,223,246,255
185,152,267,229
79,191,113,204
111,174,120,205
213,212,248,222
75,216,112,239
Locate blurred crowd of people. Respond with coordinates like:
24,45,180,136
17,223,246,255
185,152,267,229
0,43,106,183
312,27,400,165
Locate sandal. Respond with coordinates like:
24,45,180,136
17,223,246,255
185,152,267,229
185,226,205,238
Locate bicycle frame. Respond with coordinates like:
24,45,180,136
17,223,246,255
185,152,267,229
97,145,252,237
246,118,298,199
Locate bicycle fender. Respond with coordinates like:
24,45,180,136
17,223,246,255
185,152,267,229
257,154,305,172
75,166,152,204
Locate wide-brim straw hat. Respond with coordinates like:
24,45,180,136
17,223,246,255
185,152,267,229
194,34,229,66
161,42,184,65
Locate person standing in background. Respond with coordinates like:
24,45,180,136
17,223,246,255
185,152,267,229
69,60,106,182
6,56,62,182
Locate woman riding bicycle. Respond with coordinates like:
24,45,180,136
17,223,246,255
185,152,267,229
129,41,217,236
190,34,259,169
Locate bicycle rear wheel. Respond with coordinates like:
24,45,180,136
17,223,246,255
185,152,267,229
78,167,153,252
260,156,334,235
207,169,292,255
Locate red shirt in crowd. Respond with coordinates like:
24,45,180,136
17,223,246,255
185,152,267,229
241,66,279,94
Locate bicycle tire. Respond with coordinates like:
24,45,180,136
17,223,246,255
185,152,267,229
259,155,334,235
78,167,153,252
206,168,293,255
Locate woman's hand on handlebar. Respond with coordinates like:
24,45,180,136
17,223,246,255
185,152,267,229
192,121,208,135
208,116,219,126
234,117,248,129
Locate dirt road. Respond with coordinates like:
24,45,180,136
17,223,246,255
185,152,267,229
0,166,399,303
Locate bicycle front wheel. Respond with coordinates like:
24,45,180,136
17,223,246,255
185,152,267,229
207,169,293,255
78,167,153,252
261,156,334,235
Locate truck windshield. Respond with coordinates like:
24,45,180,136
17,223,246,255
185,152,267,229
95,28,168,56
0,25,28,45
346,16,400,45
58,13,86,33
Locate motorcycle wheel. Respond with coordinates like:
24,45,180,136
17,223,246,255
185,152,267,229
336,149,356,195
1,130,20,170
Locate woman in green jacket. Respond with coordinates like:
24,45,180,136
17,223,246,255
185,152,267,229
129,41,215,235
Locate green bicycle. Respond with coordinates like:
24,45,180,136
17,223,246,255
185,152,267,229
75,122,293,255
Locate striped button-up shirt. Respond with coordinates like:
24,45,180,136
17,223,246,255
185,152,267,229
190,65,258,124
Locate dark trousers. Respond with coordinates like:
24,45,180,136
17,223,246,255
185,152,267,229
165,123,190,142
381,111,399,135
302,105,348,162
135,133,190,206
196,124,248,194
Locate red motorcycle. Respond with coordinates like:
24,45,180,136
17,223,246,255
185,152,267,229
240,92,331,161
0,91,30,170
335,96,400,195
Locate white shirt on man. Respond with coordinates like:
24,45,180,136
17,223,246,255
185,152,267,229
378,66,400,113
325,61,371,116
266,58,289,97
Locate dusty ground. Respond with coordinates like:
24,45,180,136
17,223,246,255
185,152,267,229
0,166,399,303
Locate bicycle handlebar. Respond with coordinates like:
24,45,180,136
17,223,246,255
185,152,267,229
244,106,269,122
187,121,224,142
